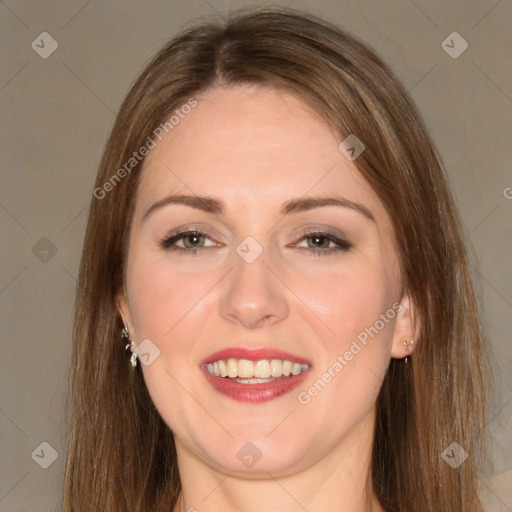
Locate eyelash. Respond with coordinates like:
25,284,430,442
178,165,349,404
160,229,352,256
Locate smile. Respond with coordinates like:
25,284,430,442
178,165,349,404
205,357,310,380
201,357,311,403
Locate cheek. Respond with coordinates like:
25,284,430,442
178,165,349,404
126,252,217,341
126,250,221,371
291,257,398,352
292,265,398,430
126,257,218,436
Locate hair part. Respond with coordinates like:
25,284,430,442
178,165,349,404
62,7,492,511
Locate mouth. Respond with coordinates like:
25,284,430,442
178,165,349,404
200,348,312,403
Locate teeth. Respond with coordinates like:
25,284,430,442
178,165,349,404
270,359,282,377
218,359,228,377
231,377,276,384
227,358,238,378
254,359,271,378
238,359,254,378
205,358,310,378
291,363,303,375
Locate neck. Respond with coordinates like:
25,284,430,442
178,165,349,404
172,409,383,512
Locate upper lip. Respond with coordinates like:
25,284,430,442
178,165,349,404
201,347,312,366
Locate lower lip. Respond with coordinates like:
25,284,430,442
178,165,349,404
201,366,309,403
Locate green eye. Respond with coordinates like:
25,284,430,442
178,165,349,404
182,233,206,248
160,229,350,255
306,235,333,249
294,231,351,254
160,230,217,251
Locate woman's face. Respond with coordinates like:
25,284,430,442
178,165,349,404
119,85,415,476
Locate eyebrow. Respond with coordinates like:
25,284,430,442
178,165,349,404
142,194,375,222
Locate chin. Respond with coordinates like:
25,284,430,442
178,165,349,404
192,432,312,477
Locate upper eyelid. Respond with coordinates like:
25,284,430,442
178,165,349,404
161,228,217,247
290,232,351,249
163,226,216,239
162,228,346,240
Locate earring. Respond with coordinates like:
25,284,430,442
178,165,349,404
121,323,137,368
403,340,414,364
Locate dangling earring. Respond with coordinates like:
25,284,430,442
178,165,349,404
121,322,137,368
403,340,414,364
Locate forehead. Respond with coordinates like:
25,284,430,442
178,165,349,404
135,85,386,222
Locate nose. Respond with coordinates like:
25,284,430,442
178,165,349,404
219,250,290,329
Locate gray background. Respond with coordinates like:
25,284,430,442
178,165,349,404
0,0,511,510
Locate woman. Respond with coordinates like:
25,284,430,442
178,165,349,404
62,7,492,511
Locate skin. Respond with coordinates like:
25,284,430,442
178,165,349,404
118,85,419,512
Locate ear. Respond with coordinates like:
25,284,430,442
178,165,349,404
390,292,421,359
117,290,137,345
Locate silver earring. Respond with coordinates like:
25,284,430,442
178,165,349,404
122,324,137,368
403,340,414,364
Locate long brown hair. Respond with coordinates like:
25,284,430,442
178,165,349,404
62,7,492,511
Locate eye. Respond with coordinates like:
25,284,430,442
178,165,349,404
160,230,219,251
293,231,351,254
160,229,350,255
